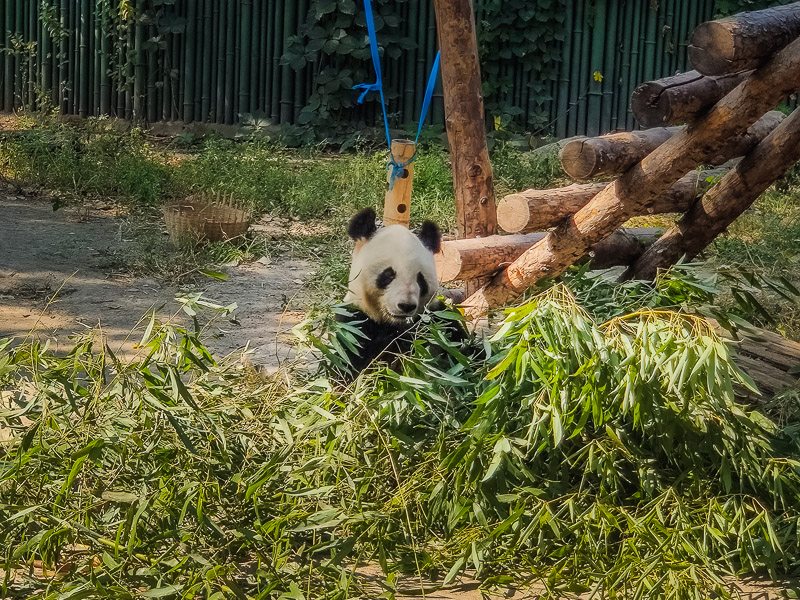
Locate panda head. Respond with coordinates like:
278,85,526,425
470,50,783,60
344,207,441,325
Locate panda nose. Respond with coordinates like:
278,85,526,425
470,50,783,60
398,302,417,314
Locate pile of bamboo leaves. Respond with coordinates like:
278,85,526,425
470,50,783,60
2,285,800,599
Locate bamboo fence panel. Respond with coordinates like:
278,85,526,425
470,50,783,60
1,0,765,137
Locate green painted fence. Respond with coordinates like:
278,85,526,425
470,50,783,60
0,1,727,138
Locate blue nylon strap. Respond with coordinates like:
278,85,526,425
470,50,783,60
353,0,441,191
415,51,440,144
353,0,392,148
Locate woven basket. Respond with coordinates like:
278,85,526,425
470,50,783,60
163,193,250,243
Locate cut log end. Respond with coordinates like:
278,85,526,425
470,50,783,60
559,139,598,180
630,81,674,128
688,22,736,75
496,194,531,234
435,243,464,283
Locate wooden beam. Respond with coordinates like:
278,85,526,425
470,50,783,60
631,70,749,128
559,111,782,181
432,0,496,294
689,2,800,75
461,35,800,321
497,167,730,234
560,127,680,180
435,228,663,282
629,103,800,280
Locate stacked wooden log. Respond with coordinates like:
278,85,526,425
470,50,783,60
445,2,800,322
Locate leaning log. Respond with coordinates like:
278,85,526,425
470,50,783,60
560,128,679,180
461,36,800,321
435,228,663,282
629,102,800,280
689,2,800,75
631,70,750,128
497,167,730,234
558,110,782,180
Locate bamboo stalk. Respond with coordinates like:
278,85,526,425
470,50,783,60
147,21,156,123
601,0,618,134
99,3,110,115
211,0,222,121
224,0,235,124
279,0,294,124
586,0,606,137
182,0,196,123
566,0,584,136
250,0,261,116
92,0,100,116
0,0,5,111
41,1,51,107
551,6,572,138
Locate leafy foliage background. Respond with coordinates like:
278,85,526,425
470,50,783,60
282,0,568,138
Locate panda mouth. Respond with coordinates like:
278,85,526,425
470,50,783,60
385,312,414,322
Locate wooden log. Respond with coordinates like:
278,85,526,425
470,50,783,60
497,167,730,234
629,103,800,281
631,70,750,128
435,228,663,282
383,139,415,228
709,319,800,397
558,110,782,181
560,127,679,180
461,35,800,321
432,0,497,295
689,3,800,75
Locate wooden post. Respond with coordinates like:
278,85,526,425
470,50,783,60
689,3,800,75
630,104,800,280
383,139,415,228
461,35,800,321
432,0,496,294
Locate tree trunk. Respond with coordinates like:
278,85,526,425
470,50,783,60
560,127,680,180
436,228,663,282
432,0,496,295
461,36,800,321
689,3,800,75
629,104,800,280
497,167,731,234
631,70,749,128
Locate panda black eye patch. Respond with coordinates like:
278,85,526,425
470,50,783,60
376,267,396,289
417,272,429,297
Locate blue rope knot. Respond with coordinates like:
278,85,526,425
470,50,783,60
353,81,381,105
387,155,416,191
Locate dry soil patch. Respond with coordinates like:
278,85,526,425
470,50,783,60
0,192,309,371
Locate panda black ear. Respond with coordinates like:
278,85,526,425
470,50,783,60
348,207,377,241
418,221,441,254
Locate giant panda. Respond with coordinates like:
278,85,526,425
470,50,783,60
333,207,466,376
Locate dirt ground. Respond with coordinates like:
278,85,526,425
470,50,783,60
0,191,310,372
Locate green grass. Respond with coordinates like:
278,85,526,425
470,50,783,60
0,115,564,231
